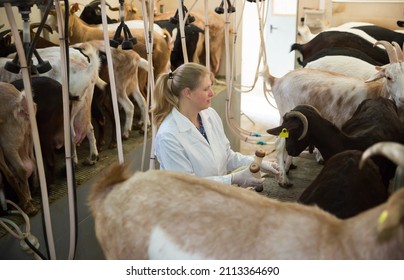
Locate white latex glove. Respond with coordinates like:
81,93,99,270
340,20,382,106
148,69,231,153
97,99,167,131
231,167,264,187
260,160,279,175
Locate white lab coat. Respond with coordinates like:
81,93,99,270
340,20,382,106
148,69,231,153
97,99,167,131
155,107,254,185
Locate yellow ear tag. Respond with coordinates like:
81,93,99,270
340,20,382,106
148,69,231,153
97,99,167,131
279,128,289,138
378,210,389,226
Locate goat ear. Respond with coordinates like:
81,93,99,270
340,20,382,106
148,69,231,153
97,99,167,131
376,189,404,239
266,126,283,136
365,67,385,83
267,122,300,136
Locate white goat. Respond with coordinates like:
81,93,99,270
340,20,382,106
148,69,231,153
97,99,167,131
305,55,378,80
0,42,106,165
297,22,376,44
264,40,404,187
88,163,404,259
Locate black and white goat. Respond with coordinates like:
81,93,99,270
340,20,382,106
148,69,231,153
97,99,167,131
0,43,106,165
291,31,389,66
264,40,404,187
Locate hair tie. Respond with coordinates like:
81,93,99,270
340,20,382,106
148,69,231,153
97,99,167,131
168,72,174,79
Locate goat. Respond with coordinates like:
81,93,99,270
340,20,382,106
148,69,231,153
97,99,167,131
79,0,119,24
0,82,37,215
11,77,65,185
0,23,57,58
88,162,404,259
291,31,389,66
263,40,404,187
297,150,388,219
299,47,383,67
48,3,171,91
154,20,205,70
353,25,404,46
304,53,379,80
0,43,105,166
88,40,149,146
297,21,374,43
133,4,226,76
361,142,404,170
267,98,404,188
360,141,404,193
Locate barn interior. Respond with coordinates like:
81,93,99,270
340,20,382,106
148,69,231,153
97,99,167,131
0,0,403,260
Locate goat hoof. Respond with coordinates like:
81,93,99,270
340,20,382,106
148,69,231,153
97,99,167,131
278,182,293,188
83,155,99,166
289,164,298,170
255,185,264,192
23,201,39,216
108,142,117,149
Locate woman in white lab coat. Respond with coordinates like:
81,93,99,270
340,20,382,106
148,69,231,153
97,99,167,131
151,63,278,187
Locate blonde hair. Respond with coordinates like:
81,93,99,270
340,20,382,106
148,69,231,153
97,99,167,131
151,63,213,127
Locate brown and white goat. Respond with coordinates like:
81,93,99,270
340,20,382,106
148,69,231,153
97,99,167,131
88,40,149,141
264,40,404,187
48,3,171,82
89,163,404,259
0,43,105,165
0,82,37,215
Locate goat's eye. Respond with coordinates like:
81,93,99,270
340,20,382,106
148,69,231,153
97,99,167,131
386,76,392,81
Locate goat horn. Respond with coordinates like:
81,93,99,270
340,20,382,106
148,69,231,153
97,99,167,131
360,142,404,169
284,111,308,141
392,41,404,62
107,3,120,11
302,104,321,116
375,40,398,63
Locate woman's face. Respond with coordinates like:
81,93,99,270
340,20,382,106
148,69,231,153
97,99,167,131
187,74,214,111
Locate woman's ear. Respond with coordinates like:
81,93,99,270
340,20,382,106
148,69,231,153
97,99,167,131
182,87,192,99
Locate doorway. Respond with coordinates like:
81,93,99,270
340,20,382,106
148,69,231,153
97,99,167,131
240,0,298,154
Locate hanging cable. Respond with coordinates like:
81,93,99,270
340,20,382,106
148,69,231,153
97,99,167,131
54,0,79,260
222,0,276,145
203,0,210,72
99,0,125,165
139,0,156,171
0,200,46,260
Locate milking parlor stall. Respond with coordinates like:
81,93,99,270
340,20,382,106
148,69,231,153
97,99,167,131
0,0,404,264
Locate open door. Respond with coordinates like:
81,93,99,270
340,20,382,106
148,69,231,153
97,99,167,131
265,0,298,77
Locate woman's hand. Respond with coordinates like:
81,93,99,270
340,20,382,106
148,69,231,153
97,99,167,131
231,167,264,187
260,160,279,175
